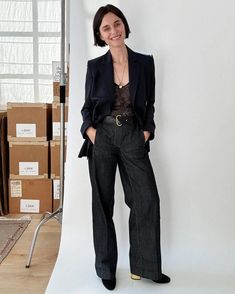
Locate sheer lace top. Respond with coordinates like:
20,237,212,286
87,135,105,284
111,83,134,117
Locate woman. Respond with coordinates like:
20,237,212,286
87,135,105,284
79,4,170,291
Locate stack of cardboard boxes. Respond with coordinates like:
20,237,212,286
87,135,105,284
7,63,69,215
8,103,53,214
50,102,68,211
7,102,69,213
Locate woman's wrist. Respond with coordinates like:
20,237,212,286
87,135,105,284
86,126,96,144
143,131,150,142
86,126,95,136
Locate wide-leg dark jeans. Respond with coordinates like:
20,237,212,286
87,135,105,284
88,118,162,280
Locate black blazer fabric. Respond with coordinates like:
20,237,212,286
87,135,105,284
79,46,156,158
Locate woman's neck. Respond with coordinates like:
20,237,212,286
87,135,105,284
110,45,128,64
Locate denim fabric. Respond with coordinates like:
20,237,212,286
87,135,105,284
88,118,162,280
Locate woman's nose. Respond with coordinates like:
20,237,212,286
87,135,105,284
110,26,117,35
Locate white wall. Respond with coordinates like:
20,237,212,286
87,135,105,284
46,1,235,293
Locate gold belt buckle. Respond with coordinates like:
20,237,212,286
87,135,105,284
115,115,122,127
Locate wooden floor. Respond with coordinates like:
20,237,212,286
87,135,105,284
0,214,61,294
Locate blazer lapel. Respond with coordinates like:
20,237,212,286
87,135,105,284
128,47,140,104
100,51,115,99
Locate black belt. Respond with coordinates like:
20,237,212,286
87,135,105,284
104,115,135,127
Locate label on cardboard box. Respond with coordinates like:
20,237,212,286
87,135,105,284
53,179,60,199
53,122,68,137
10,180,22,197
16,123,36,137
20,199,40,213
52,61,61,82
52,61,69,82
19,162,39,176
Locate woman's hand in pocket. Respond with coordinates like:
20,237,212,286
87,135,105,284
143,131,150,142
86,127,97,144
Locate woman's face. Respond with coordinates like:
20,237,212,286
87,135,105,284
99,12,126,48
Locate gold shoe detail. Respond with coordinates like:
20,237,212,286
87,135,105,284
131,273,141,280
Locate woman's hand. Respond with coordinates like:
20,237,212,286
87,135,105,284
86,127,97,144
143,131,150,142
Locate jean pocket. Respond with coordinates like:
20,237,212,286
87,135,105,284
139,129,146,145
93,125,100,145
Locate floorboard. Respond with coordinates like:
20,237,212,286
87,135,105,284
0,214,61,294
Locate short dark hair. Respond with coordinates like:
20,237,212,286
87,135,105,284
93,4,131,47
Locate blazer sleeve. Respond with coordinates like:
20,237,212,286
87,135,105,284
80,61,93,139
143,55,156,140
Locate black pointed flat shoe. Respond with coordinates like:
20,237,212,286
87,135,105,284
101,278,116,290
153,273,171,284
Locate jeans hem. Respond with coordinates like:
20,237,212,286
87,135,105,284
96,268,116,280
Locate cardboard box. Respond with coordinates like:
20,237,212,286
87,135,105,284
7,102,52,141
53,179,60,212
9,179,52,213
50,140,67,179
9,141,49,179
52,102,68,140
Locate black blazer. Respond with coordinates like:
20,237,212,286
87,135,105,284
78,46,156,158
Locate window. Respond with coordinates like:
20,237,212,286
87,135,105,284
0,0,61,106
